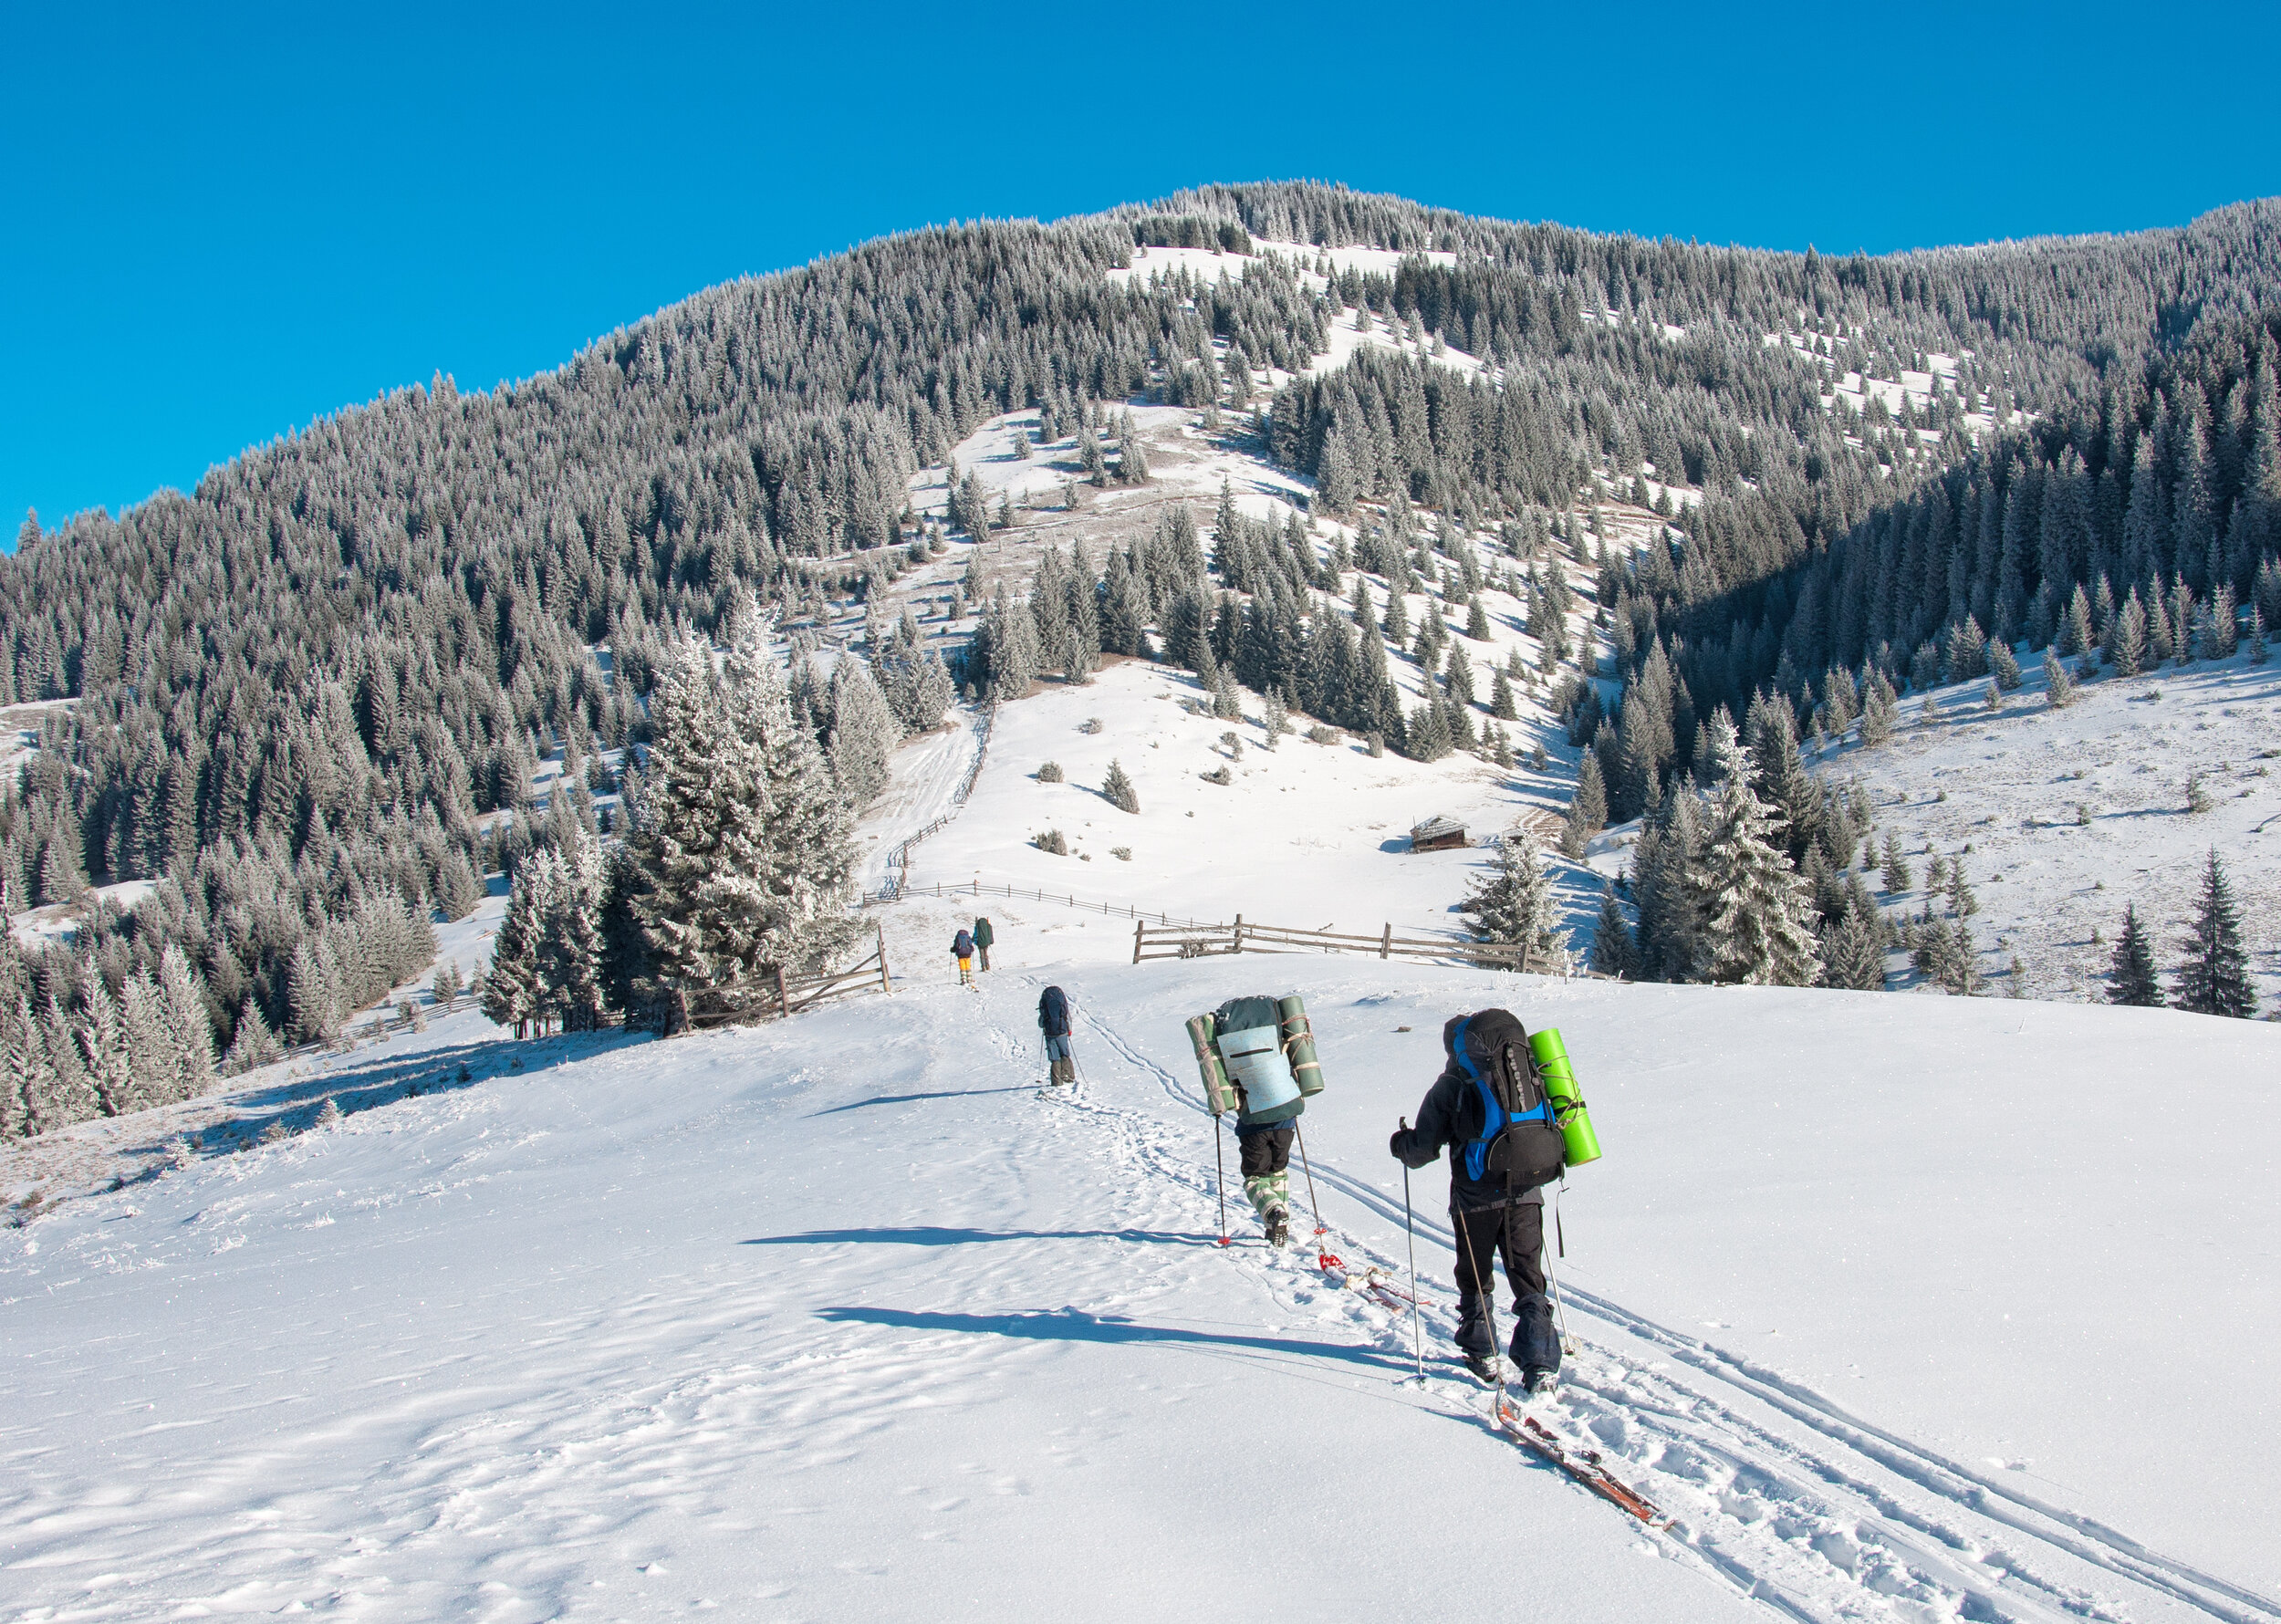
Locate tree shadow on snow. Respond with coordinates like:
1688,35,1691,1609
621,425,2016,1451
818,1305,1412,1374
812,1086,1037,1115
746,1225,1219,1249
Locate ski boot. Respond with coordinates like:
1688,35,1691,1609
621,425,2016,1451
1518,1366,1557,1399
1264,1206,1290,1248
1463,1348,1503,1385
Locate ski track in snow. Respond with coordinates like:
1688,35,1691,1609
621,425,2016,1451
1059,983,2280,1624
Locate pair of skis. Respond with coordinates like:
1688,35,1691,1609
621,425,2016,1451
1319,1256,1673,1533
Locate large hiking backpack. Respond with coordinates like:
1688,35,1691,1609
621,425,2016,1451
1454,1008,1567,1192
1038,985,1070,1036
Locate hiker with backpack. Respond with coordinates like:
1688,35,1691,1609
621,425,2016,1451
1037,984,1075,1087
973,916,995,972
1389,1008,1565,1392
1212,994,1307,1248
951,927,976,987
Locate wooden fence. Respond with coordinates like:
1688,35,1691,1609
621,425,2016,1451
680,924,895,1032
899,878,1218,931
870,705,995,904
1131,914,1538,973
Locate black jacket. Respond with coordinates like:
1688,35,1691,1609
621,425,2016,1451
1389,1015,1544,1211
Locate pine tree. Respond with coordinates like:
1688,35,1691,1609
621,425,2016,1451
1102,759,1140,815
828,657,902,807
542,828,609,1030
1880,831,1912,893
222,997,283,1075
120,973,178,1110
157,945,215,1097
2107,903,2161,1006
1818,904,1887,991
1489,669,1518,720
2044,647,2076,708
1559,751,1607,859
1462,829,1567,973
1693,773,1822,986
484,855,548,1037
1588,881,1641,978
2172,851,2257,1017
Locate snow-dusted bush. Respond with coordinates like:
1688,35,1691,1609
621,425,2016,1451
1037,761,1065,783
1034,829,1068,855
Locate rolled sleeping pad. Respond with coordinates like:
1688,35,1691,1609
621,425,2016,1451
1216,1023,1300,1116
1276,994,1324,1096
1186,1015,1239,1117
1527,1026,1602,1166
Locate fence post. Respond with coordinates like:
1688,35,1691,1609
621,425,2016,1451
775,965,789,1018
1380,923,1391,960
1521,942,1532,975
877,921,891,993
1132,920,1145,964
1234,913,1245,954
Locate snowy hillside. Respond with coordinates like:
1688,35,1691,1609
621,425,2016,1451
5,955,2277,1622
1807,644,2281,1005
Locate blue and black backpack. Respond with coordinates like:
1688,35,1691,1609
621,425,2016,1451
1454,1008,1567,1192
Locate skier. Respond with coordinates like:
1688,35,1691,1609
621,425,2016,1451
952,927,976,987
1389,1009,1565,1391
1213,994,1306,1248
1037,984,1075,1087
973,916,995,973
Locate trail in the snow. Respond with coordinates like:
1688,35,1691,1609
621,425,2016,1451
1059,984,2281,1624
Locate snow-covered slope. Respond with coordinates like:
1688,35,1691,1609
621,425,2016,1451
5,953,2277,1622
1810,646,2281,1005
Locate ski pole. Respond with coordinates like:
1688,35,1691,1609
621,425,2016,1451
1292,1123,1342,1272
1213,1114,1231,1246
1547,1180,1578,1356
1400,1118,1422,1381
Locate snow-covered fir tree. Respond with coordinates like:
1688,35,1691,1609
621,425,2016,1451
828,656,902,808
1462,828,1568,973
2108,903,2162,1005
1101,759,1140,814
1588,882,1641,979
629,622,859,1027
1693,771,1822,986
2172,851,2257,1017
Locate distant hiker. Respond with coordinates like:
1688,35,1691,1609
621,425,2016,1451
1037,984,1075,1086
952,928,976,987
1389,1009,1565,1391
1213,994,1307,1247
973,916,995,972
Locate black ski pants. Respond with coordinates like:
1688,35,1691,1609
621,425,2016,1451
1449,1198,1558,1371
1236,1126,1292,1178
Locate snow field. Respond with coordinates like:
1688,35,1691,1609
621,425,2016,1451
6,957,2276,1622
1812,647,2281,1007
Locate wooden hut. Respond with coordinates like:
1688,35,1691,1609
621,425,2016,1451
1408,815,1468,853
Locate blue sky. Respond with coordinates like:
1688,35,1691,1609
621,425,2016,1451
5,1,2276,544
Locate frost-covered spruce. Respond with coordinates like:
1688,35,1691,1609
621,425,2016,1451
1693,771,1821,987
1462,828,1568,973
2107,904,2162,1006
1818,905,1887,992
629,625,858,1025
2171,851,2257,1018
1559,752,1607,859
1588,881,1641,979
484,855,548,1038
2044,648,2077,708
828,657,902,808
1101,760,1140,815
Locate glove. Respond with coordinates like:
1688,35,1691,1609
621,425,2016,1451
1388,1128,1408,1158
